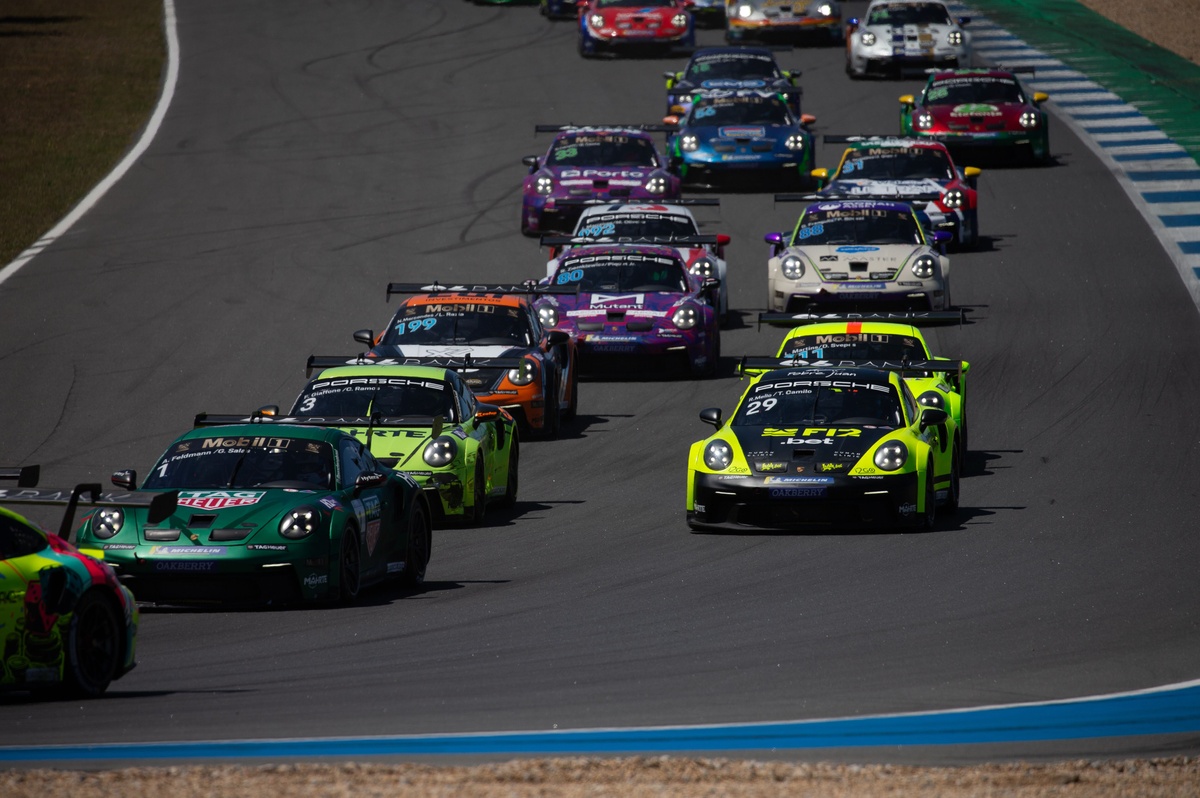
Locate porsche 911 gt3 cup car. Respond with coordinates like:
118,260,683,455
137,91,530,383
765,198,951,312
544,200,733,324
725,0,843,45
541,0,582,18
0,466,170,696
74,421,432,606
521,125,681,236
288,363,519,527
665,88,816,190
685,363,959,531
664,46,801,115
535,244,721,377
351,283,578,439
578,0,695,58
758,310,970,448
845,0,970,78
900,68,1050,164
811,136,981,249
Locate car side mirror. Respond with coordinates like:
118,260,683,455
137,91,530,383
899,94,915,106
111,470,137,490
522,155,539,170
353,329,375,346
547,330,571,346
699,407,723,428
919,407,949,430
764,232,786,255
957,15,970,25
932,230,952,245
663,115,681,127
963,166,981,179
1033,92,1049,104
355,471,387,490
800,113,817,126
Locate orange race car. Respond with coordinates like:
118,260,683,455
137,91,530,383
349,284,578,439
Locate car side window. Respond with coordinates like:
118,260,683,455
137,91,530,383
339,439,365,488
899,384,918,427
0,514,47,560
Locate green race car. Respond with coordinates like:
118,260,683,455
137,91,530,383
288,360,519,527
759,310,970,449
686,363,960,532
74,423,432,606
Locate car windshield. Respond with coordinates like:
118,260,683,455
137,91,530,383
780,332,928,362
597,0,673,5
143,437,336,491
575,212,698,239
792,207,924,246
836,148,955,181
290,376,457,421
685,54,781,81
926,77,1025,105
381,302,534,347
690,96,792,127
868,2,952,25
550,135,658,167
734,378,903,427
553,252,690,292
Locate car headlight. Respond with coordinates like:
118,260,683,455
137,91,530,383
671,12,687,26
681,133,699,152
535,175,554,195
672,304,699,329
860,31,876,46
1020,110,1040,129
947,30,963,46
873,441,908,471
942,188,966,209
703,440,733,470
911,254,937,279
423,436,459,468
781,254,805,279
91,507,125,540
735,3,753,19
785,133,806,151
279,505,320,540
917,390,945,410
537,304,559,328
645,175,667,195
815,3,833,16
589,13,604,27
690,257,716,278
507,358,537,386
914,111,935,130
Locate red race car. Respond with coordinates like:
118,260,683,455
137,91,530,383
578,0,695,58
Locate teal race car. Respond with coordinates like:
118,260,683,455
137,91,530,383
287,360,519,527
74,422,432,606
686,363,960,531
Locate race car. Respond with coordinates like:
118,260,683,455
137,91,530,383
764,198,952,312
350,283,578,439
577,0,694,58
73,421,432,606
664,88,816,190
758,310,970,448
689,0,727,28
725,0,843,45
685,363,960,531
0,466,171,697
521,125,681,236
288,362,518,527
811,135,981,249
543,200,733,324
899,68,1051,164
534,244,721,377
540,0,582,19
664,46,801,115
845,0,970,79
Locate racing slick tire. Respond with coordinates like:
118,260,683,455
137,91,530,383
699,329,721,378
400,501,430,589
62,590,122,698
497,441,519,509
563,361,578,420
542,377,562,439
944,445,961,515
920,459,937,531
470,459,487,527
339,526,362,603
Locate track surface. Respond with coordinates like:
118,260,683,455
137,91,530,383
2,0,1199,759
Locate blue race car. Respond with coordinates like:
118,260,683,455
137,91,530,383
665,88,815,190
663,46,802,115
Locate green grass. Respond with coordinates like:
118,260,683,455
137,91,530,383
0,0,165,266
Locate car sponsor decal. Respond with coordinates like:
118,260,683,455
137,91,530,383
951,104,1003,117
768,487,826,498
764,476,836,485
152,561,217,573
177,490,265,510
351,495,382,556
303,573,329,588
590,293,646,307
700,79,767,89
835,282,889,290
148,546,226,556
834,246,881,253
247,544,288,551
718,126,766,138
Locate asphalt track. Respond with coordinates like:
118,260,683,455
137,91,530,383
1,0,1200,765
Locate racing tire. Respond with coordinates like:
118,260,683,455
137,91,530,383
469,459,487,527
966,212,980,250
920,459,937,531
400,501,430,589
701,329,721,378
944,445,961,514
339,526,362,603
563,360,578,420
497,441,519,509
542,377,561,439
62,590,122,698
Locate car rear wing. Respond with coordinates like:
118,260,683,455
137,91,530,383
193,412,449,448
758,310,965,329
0,465,178,539
554,198,720,208
540,234,718,247
683,86,803,99
534,124,675,134
384,282,578,300
737,356,966,380
823,135,928,145
305,353,524,379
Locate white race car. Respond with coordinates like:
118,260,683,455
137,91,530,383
845,0,970,79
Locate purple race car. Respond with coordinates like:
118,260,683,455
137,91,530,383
521,125,682,236
534,244,720,377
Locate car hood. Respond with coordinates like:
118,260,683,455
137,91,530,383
732,424,896,473
791,244,924,278
929,103,1026,130
559,291,688,323
823,178,947,200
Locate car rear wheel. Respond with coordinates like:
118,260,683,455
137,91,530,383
469,459,487,526
563,360,578,420
944,445,961,514
63,590,122,698
542,378,561,439
400,501,430,589
497,441,519,509
921,459,937,531
339,526,362,603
